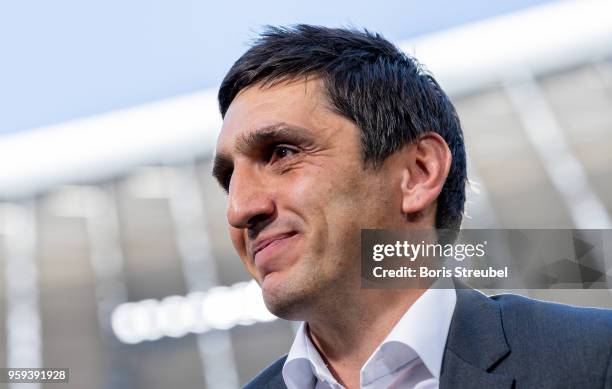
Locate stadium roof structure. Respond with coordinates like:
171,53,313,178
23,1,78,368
1,0,611,199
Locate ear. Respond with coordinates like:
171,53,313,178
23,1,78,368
400,133,452,219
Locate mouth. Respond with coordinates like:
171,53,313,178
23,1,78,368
252,231,299,276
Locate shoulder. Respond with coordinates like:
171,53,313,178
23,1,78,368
243,354,288,389
492,293,612,370
447,289,612,386
492,292,612,340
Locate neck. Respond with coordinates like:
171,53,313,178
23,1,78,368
305,287,426,388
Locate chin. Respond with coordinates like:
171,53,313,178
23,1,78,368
264,297,301,320
261,274,315,321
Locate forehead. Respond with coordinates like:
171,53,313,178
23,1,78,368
216,78,332,151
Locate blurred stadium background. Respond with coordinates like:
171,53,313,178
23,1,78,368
1,0,612,388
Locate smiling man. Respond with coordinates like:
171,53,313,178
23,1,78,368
213,25,612,389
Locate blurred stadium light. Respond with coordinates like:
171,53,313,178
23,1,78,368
111,280,276,344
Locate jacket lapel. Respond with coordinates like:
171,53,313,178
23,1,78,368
439,286,515,389
439,349,514,389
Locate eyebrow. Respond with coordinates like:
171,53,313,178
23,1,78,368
212,123,315,191
211,153,233,192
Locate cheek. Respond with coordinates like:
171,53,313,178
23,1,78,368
289,167,364,236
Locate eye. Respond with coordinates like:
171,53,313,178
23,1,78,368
270,145,298,163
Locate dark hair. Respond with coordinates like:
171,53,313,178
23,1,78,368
218,24,467,234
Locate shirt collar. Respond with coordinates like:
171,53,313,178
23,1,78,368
372,282,456,379
282,321,337,389
282,281,456,388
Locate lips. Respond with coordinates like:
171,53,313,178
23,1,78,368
252,232,297,258
251,231,299,278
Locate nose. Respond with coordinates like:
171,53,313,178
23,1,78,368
226,165,275,230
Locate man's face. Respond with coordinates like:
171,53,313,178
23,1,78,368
214,78,405,319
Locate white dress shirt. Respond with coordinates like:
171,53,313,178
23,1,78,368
282,285,456,389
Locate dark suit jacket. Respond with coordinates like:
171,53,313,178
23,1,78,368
244,288,612,388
